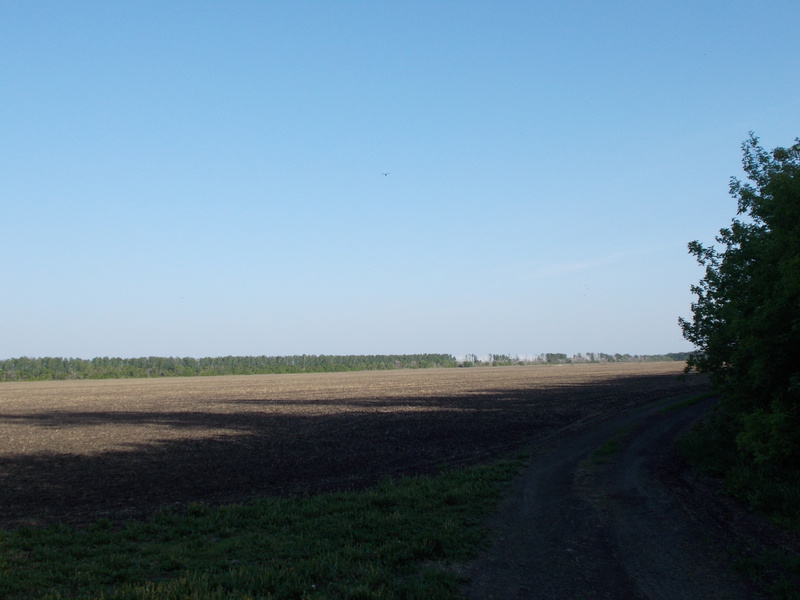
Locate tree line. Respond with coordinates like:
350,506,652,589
1,352,690,382
0,354,459,382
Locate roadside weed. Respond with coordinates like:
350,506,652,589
0,458,524,600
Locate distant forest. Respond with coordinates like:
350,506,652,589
0,352,689,382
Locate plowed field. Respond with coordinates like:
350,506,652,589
0,363,707,528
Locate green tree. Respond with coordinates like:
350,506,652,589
680,133,800,467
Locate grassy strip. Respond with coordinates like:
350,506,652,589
587,421,639,467
588,439,622,465
586,393,713,467
0,457,525,600
657,391,716,414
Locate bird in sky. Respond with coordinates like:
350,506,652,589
382,172,389,176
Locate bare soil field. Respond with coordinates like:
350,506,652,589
0,363,707,529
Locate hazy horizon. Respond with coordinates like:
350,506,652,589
1,350,689,363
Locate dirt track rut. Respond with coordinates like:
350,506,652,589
464,396,755,600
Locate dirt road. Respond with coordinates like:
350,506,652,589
464,395,768,600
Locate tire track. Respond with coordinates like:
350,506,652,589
465,395,753,599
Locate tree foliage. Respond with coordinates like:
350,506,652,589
1,352,688,381
680,133,800,467
0,354,458,382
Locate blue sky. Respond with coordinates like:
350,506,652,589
2,1,798,360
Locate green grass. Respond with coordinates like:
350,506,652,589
588,439,622,465
586,393,714,467
657,391,716,414
587,422,637,467
0,457,525,600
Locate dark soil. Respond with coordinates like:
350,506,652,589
1,364,703,529
5,364,796,598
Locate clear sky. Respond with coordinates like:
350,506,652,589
2,1,799,360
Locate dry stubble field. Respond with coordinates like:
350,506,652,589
0,363,708,528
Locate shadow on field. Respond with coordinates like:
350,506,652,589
0,372,708,528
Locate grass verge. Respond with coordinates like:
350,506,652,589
0,457,525,600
